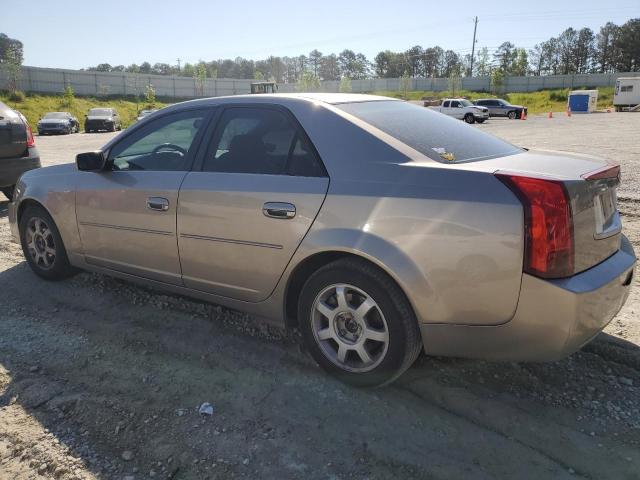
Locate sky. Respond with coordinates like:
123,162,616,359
2,0,639,70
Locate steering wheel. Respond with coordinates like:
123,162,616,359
152,143,187,156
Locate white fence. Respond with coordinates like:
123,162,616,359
0,66,254,98
2,66,639,98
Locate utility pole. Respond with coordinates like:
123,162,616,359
470,16,478,76
177,58,181,72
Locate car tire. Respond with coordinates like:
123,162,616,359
19,205,79,281
464,113,475,124
1,185,15,200
508,110,517,120
111,124,117,132
298,257,422,387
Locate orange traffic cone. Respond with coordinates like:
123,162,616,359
548,111,553,118
521,109,527,120
567,106,572,117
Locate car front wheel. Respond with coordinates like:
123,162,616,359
464,113,475,124
19,205,79,281
508,110,517,119
298,258,422,387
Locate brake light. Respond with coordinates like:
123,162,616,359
26,125,35,148
496,173,574,278
21,118,36,148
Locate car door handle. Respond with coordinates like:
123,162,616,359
147,197,169,211
263,202,296,219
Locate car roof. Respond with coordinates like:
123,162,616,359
175,92,398,108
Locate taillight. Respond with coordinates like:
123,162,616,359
20,116,36,148
25,123,35,148
496,173,574,279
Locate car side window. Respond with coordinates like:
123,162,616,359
443,101,450,108
450,101,460,108
202,107,325,177
109,109,208,172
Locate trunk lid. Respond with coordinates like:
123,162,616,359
463,150,622,275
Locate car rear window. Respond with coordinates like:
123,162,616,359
336,100,522,163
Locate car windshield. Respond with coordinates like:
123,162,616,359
89,109,112,116
336,100,522,163
459,99,473,107
43,112,68,119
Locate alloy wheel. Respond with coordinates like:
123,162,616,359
25,217,56,270
311,283,389,372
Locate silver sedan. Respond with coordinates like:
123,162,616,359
8,94,637,386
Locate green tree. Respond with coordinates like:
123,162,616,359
144,84,156,107
297,71,321,92
339,76,352,93
309,49,323,77
195,62,207,96
399,71,411,99
474,47,490,76
0,33,24,93
490,69,504,94
61,82,75,108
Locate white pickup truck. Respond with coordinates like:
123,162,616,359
429,98,489,124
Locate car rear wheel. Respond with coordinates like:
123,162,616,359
298,258,422,387
508,110,517,119
1,186,14,200
19,205,79,281
464,113,475,124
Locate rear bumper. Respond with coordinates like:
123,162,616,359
421,235,636,361
0,147,41,188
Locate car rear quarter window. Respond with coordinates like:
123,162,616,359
336,100,522,163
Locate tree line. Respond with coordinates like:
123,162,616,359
84,19,639,82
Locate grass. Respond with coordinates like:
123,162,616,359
0,92,167,129
372,87,616,115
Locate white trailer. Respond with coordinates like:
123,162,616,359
614,77,640,111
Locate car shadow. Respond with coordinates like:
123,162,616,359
0,200,7,219
0,261,639,478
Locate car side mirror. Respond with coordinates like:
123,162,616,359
76,151,107,171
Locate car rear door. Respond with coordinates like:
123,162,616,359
177,105,329,302
75,108,211,285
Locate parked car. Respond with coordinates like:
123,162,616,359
475,98,528,119
8,94,636,386
0,101,41,200
136,109,158,122
37,111,80,135
85,108,122,133
429,98,489,123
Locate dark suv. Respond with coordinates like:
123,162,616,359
474,99,528,119
0,101,41,200
84,108,122,133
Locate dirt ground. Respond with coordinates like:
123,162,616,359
0,114,639,480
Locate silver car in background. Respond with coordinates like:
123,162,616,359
8,94,636,386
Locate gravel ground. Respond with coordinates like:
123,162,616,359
0,117,639,480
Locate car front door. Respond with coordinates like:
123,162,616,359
177,105,329,302
449,100,464,119
76,108,211,284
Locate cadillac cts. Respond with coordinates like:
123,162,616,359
8,94,636,386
